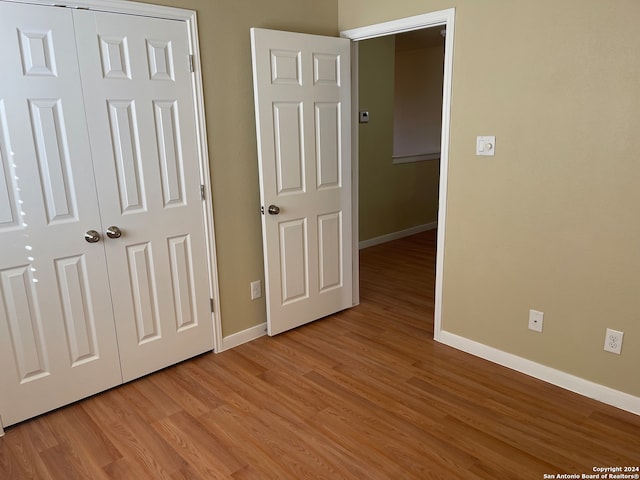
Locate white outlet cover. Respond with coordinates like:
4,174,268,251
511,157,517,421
250,280,262,300
604,328,623,354
528,309,544,333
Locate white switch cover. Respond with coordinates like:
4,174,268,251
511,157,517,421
250,280,262,300
476,136,496,156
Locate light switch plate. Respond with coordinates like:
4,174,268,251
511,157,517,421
359,111,370,123
250,280,262,300
476,135,496,156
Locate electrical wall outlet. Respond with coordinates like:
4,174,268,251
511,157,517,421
528,309,544,333
604,328,624,354
250,280,262,300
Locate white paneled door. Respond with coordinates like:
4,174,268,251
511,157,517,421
0,2,213,427
0,2,123,428
251,28,353,336
74,10,213,382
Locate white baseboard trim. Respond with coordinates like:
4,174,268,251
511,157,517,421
437,330,640,416
359,221,437,250
392,152,440,164
219,322,267,352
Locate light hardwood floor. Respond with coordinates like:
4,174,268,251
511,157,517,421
1,230,639,479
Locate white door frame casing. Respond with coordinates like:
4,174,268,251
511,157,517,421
341,9,456,342
2,0,223,352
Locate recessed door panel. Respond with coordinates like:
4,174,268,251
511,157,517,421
0,102,20,229
270,50,301,85
99,36,131,79
315,102,341,189
273,102,305,195
168,235,198,331
313,53,340,86
54,255,100,366
29,98,77,224
147,40,174,81
318,212,342,292
0,265,49,383
107,99,146,213
154,100,185,207
127,242,161,343
18,29,57,77
279,218,308,304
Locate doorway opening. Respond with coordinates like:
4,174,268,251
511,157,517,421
342,9,456,341
357,26,444,249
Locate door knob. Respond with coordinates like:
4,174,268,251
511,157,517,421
106,226,122,239
267,205,280,215
84,230,101,243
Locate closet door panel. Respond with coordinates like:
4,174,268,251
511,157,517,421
74,10,213,382
0,2,122,427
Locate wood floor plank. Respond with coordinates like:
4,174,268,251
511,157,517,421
144,370,214,418
152,411,245,479
2,427,56,480
198,408,294,480
46,405,122,469
81,389,188,479
38,441,108,480
1,230,639,479
310,405,479,480
114,378,182,425
102,456,162,480
18,416,58,454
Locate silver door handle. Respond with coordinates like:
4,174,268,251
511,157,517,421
267,205,280,215
85,230,101,243
106,226,122,239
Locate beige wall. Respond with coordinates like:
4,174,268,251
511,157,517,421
359,36,440,242
393,43,444,158
341,0,640,396
142,0,338,337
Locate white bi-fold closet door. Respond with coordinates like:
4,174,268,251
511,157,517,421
0,1,213,427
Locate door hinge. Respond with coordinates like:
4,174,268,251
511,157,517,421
200,184,205,201
210,298,215,313
189,54,195,73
